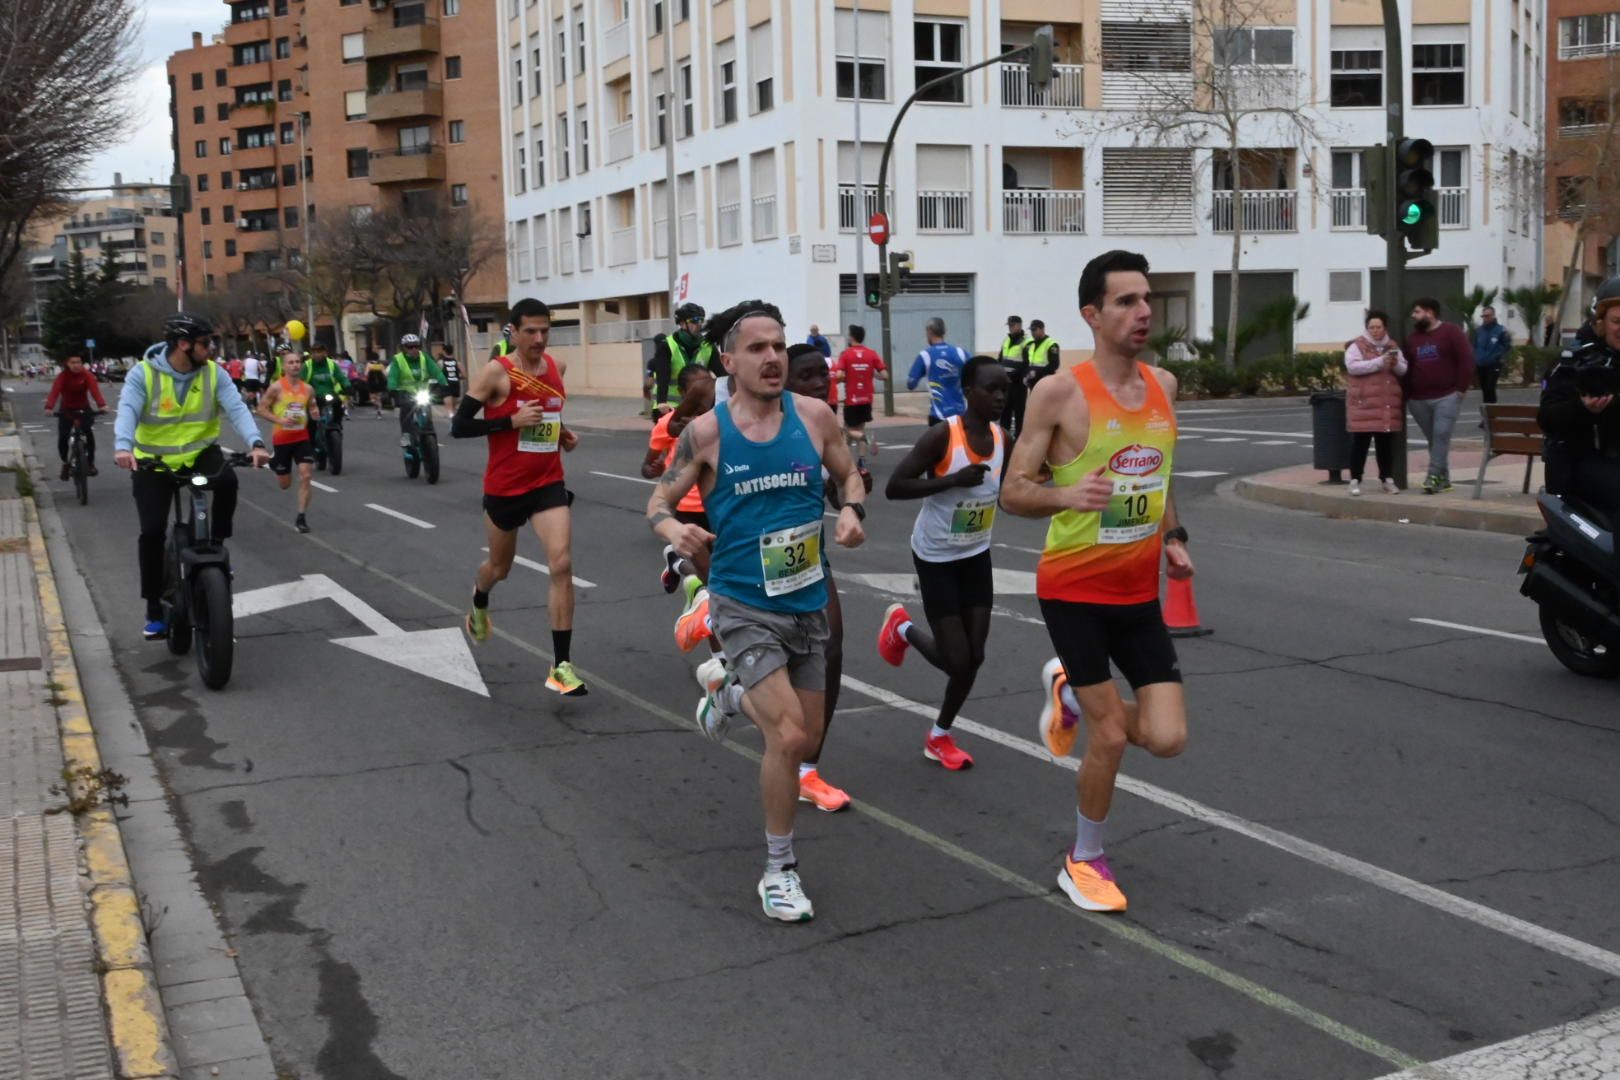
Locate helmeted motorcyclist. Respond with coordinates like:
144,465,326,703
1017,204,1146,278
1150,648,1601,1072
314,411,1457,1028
1541,276,1620,515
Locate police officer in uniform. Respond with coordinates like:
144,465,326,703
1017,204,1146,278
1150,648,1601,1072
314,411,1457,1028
1542,276,1620,515
999,315,1031,438
649,303,713,419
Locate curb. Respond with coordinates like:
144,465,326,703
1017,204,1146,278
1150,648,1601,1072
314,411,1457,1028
1233,473,1542,537
21,482,179,1076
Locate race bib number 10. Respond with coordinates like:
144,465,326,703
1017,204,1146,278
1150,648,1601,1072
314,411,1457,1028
759,520,825,597
1098,476,1165,544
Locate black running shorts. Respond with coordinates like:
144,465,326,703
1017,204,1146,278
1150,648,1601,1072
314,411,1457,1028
673,508,710,531
483,481,571,532
843,402,874,427
269,439,312,475
912,549,993,622
1039,597,1181,691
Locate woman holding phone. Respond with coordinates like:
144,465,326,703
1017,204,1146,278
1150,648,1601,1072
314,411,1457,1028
1344,310,1409,495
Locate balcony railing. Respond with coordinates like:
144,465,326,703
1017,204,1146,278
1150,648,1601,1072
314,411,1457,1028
653,217,669,258
679,211,698,253
369,145,445,184
364,18,440,58
1559,122,1605,138
718,202,742,246
1559,40,1620,61
589,318,664,344
999,62,1085,109
560,239,576,274
917,190,971,234
1211,189,1296,233
1438,186,1468,228
1002,189,1085,234
752,194,778,240
837,184,880,232
578,233,594,272
1331,189,1366,230
609,225,637,266
603,20,630,65
606,121,634,164
366,83,443,122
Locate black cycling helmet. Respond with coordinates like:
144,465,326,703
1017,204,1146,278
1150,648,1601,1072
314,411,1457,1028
675,302,706,324
163,312,213,342
1593,276,1620,318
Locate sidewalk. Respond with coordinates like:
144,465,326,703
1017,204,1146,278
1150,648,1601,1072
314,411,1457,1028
0,417,178,1079
1235,442,1544,536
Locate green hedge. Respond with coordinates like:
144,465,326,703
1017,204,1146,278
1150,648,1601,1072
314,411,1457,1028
1160,353,1344,398
1511,345,1559,386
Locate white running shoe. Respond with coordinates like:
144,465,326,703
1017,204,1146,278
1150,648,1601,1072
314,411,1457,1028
1382,478,1400,494
694,656,737,743
758,867,814,922
1348,480,1362,496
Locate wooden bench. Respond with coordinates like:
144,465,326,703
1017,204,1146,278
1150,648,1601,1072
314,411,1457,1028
1473,403,1543,500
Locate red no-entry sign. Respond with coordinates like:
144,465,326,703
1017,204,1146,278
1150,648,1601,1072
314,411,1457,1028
868,212,889,245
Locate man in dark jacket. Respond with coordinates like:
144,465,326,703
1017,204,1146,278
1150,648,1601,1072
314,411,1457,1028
648,302,711,418
1402,297,1475,493
1542,280,1620,514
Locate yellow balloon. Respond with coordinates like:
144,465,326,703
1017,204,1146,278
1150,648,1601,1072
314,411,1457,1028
286,319,307,342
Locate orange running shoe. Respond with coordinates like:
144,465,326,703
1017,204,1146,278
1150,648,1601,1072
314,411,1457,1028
1038,657,1080,758
675,583,712,653
1058,852,1127,912
798,770,851,812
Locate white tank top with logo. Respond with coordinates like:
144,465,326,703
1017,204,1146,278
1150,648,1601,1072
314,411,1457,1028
910,415,1004,563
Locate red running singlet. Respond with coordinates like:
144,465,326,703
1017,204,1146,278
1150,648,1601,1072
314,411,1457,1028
483,354,566,496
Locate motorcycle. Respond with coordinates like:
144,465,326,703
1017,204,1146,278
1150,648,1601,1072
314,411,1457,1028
1518,491,1620,678
401,388,441,484
312,393,344,476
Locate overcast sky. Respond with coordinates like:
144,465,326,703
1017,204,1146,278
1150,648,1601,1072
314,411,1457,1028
86,1,226,188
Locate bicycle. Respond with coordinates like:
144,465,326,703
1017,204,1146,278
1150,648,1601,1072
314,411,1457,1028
312,393,345,476
138,452,256,690
57,408,103,506
401,388,441,484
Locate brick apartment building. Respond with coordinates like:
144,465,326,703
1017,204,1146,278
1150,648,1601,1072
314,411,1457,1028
166,0,507,357
1548,0,1620,327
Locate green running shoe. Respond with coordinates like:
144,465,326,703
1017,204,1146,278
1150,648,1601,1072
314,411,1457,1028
546,661,589,697
465,605,492,643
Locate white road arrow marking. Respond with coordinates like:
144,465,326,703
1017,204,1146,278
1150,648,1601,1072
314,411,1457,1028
232,573,488,696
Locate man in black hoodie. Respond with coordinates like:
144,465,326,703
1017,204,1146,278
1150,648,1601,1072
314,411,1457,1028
1542,279,1620,514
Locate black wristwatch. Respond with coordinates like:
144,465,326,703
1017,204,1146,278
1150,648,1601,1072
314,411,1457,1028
1164,526,1189,544
847,502,867,522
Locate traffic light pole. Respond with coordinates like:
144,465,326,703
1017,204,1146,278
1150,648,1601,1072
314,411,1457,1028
876,42,1045,417
1382,0,1409,490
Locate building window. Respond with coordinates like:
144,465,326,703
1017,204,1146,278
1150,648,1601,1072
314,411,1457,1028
215,69,227,86
451,183,468,206
279,121,294,144
345,90,366,120
515,139,528,194
449,119,466,143
532,40,543,95
194,139,207,158
282,163,298,186
278,79,292,102
223,205,235,222
1560,97,1611,133
679,63,694,137
192,105,204,123
284,206,299,228
1557,176,1589,218
1328,271,1362,303
650,0,663,35
534,134,545,186
346,148,369,178
151,231,164,244
652,74,667,147
1330,48,1382,107
224,239,236,257
201,209,211,227
577,104,589,172
1560,14,1620,59
220,137,233,155
1214,26,1294,66
221,171,232,188
217,102,231,121
512,52,524,102
191,72,203,91
444,0,460,13
197,175,211,193
152,254,168,269
275,0,287,14
717,42,738,125
749,22,775,114
202,239,212,256
206,273,216,290
446,55,462,79
555,17,567,84
1412,42,1466,106
576,5,587,71
275,37,290,60
341,33,364,63
914,20,966,104
558,112,571,178
835,10,888,101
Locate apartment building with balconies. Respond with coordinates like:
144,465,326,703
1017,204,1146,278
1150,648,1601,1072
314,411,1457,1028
168,0,508,354
1547,0,1620,322
500,0,1542,390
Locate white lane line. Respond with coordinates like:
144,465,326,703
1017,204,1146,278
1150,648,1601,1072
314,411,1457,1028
1177,435,1204,440
994,542,1043,555
1372,1004,1620,1079
1251,440,1299,446
365,503,435,529
840,675,1620,980
1175,470,1229,479
1204,437,1246,443
311,481,339,493
1182,426,1314,438
480,547,596,588
1410,617,1542,645
592,470,654,485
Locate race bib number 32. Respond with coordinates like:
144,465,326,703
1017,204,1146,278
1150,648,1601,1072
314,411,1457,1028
759,520,825,597
518,411,562,453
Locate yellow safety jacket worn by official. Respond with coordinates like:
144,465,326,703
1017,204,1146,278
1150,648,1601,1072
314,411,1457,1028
131,360,222,468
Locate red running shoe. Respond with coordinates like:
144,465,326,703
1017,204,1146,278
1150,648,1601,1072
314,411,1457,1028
923,731,974,771
877,603,910,667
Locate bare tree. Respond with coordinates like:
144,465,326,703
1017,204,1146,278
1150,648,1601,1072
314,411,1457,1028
355,201,503,343
0,0,141,283
1539,52,1620,335
272,213,383,338
1070,0,1333,367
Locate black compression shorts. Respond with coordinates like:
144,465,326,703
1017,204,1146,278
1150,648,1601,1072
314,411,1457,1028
912,549,993,622
483,481,571,532
269,440,312,474
1039,597,1182,691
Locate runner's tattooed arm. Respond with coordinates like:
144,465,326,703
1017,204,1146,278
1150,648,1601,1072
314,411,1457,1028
646,418,715,556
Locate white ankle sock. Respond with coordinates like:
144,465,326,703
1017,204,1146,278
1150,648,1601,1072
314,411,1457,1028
798,763,816,779
929,724,950,740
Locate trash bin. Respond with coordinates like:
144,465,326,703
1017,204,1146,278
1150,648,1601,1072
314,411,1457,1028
1310,390,1351,477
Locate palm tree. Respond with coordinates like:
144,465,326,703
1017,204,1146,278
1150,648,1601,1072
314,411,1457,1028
1444,285,1499,337
1503,283,1562,346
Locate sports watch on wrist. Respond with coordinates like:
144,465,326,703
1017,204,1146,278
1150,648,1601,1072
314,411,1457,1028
1164,525,1189,544
847,502,867,522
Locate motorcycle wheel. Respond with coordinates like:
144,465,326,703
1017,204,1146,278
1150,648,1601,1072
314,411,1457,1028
404,446,420,479
1539,606,1620,679
328,429,343,476
193,567,235,690
421,434,440,485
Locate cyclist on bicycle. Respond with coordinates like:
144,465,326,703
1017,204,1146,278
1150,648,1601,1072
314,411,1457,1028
45,352,107,479
113,313,270,639
387,333,446,446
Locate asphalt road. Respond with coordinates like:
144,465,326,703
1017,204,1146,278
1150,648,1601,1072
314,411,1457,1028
12,381,1618,1080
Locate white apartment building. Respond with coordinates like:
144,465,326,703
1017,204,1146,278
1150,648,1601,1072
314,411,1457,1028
499,0,1544,391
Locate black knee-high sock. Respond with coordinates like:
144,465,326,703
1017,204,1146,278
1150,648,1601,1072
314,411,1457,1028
553,629,572,663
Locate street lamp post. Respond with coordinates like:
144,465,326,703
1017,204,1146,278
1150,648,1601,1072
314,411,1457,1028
296,113,316,344
1380,0,1408,490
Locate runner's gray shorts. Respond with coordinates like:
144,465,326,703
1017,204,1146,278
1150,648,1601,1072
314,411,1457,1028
710,592,829,692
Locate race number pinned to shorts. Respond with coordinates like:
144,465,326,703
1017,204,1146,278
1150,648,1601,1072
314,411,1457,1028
948,498,996,544
518,411,562,453
1099,443,1168,544
759,519,825,597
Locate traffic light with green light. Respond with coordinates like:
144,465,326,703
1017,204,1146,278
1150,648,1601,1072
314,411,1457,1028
864,273,882,310
1395,138,1439,256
